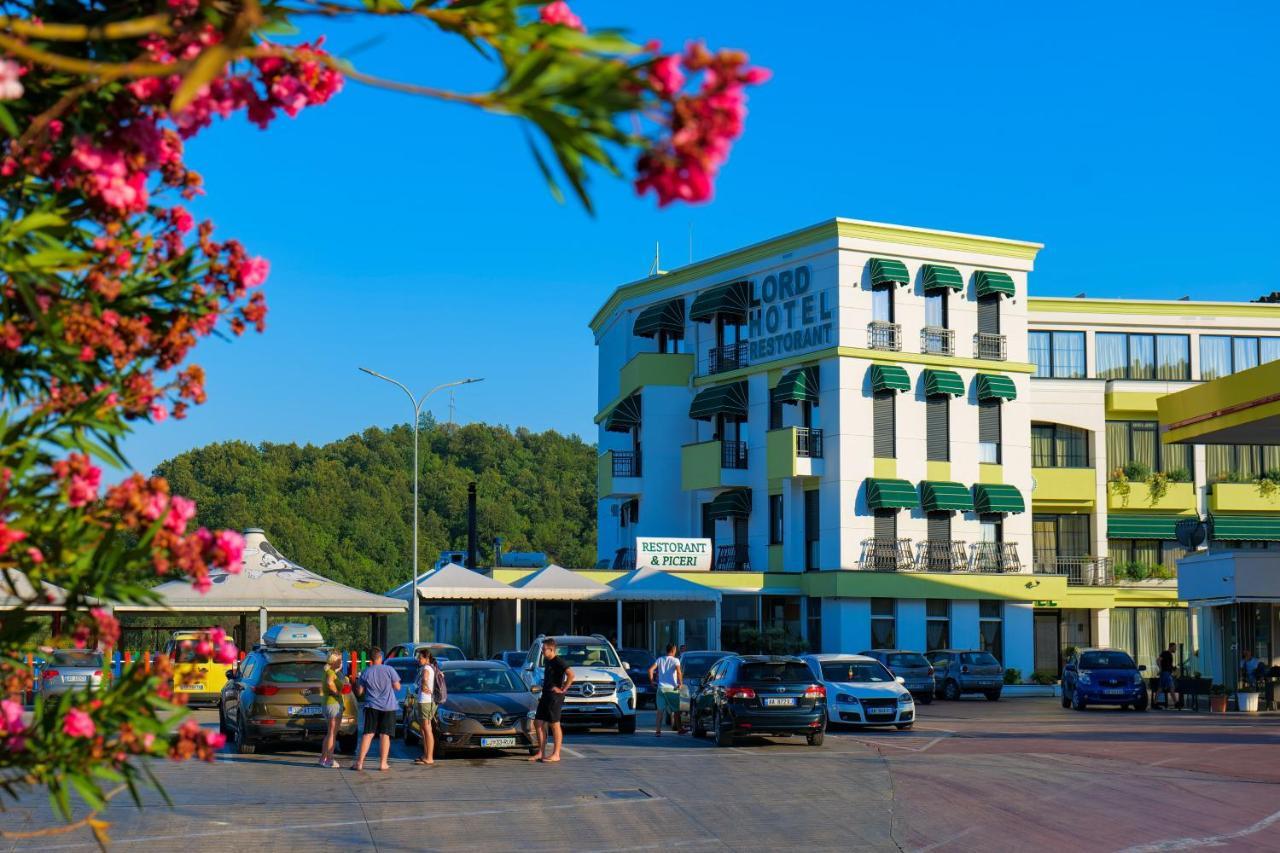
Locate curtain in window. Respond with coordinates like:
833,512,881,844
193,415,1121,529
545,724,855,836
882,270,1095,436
1032,426,1054,467
1108,539,1132,565
1206,445,1233,482
924,292,945,328
1160,542,1186,569
1133,540,1160,566
1163,610,1189,662
1059,426,1087,467
1238,445,1262,480
1263,446,1280,474
1059,516,1090,556
979,621,1003,663
871,618,895,648
1106,423,1130,471
1135,608,1160,673
1131,422,1158,471
925,620,949,652
1160,442,1192,478
1262,338,1280,365
1053,332,1085,378
1029,332,1051,378
1234,337,1260,373
1096,333,1127,379
1156,335,1190,380
1032,518,1058,566
1129,335,1155,379
1110,608,1135,656
872,286,892,323
1200,336,1232,380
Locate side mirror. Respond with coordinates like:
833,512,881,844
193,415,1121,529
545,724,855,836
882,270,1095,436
896,676,906,685
226,669,239,680
622,661,631,671
1138,664,1147,672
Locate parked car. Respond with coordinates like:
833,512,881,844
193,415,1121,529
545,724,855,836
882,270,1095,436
490,650,527,669
385,655,421,733
519,634,637,733
1061,648,1149,711
618,648,656,709
679,650,734,715
164,630,230,707
38,649,107,698
386,642,467,663
860,649,935,704
404,660,538,755
803,654,914,729
690,655,826,747
927,650,1004,701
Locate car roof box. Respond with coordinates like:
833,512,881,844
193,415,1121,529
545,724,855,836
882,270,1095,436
261,623,325,649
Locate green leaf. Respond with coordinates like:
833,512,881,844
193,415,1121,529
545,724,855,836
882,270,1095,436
4,211,67,240
172,45,234,112
68,772,107,812
522,128,564,205
0,104,18,138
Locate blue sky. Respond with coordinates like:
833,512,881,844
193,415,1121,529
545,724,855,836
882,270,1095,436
120,1,1280,476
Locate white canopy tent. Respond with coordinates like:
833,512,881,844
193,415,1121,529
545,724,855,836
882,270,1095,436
391,563,525,602
509,564,615,650
0,571,70,613
608,567,722,651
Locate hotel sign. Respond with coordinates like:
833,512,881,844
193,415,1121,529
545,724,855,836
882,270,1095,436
746,264,834,364
635,537,713,571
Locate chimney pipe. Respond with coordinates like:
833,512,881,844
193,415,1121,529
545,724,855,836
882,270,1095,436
467,482,478,570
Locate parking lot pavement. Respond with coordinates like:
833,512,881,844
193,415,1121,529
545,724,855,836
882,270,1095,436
5,698,1280,852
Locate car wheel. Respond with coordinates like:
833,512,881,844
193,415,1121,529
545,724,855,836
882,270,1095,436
233,718,255,755
984,691,1001,702
807,730,824,746
1071,690,1087,711
896,723,913,731
218,705,230,736
943,680,961,701
1134,696,1149,712
917,693,932,706
691,709,707,738
618,715,637,734
714,708,734,748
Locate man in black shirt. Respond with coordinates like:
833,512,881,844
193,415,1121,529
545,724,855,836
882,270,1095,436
1157,643,1178,709
530,637,574,763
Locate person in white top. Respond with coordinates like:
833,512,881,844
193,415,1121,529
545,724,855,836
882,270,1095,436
648,644,684,736
413,648,439,766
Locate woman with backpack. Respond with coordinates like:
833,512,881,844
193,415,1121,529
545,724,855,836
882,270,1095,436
413,648,444,766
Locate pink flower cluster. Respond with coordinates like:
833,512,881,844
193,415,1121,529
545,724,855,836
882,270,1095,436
0,697,26,751
63,707,96,739
540,1,585,31
0,59,24,101
51,453,102,508
170,718,224,761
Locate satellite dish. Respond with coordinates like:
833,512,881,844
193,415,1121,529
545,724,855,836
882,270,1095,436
1175,517,1207,550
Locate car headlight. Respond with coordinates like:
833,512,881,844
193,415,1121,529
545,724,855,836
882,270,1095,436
618,679,635,693
898,694,914,705
1077,673,1092,685
527,710,536,720
836,693,859,704
1133,673,1144,685
438,708,466,724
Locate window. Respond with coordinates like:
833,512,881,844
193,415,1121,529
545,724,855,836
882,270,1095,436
1205,445,1280,482
873,510,897,541
925,600,950,652
803,489,820,571
927,513,951,542
872,285,894,323
1109,607,1190,673
1201,335,1280,380
720,595,757,651
873,391,895,458
1106,420,1192,478
926,396,949,462
619,498,639,528
1032,514,1091,566
978,600,1003,663
1096,333,1190,380
924,290,947,328
1108,539,1183,575
769,399,783,430
870,598,895,648
977,295,1000,335
806,598,822,653
1029,331,1086,378
768,494,784,545
1031,423,1089,467
978,398,1002,464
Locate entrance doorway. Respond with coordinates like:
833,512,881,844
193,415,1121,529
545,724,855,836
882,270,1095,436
1034,610,1060,674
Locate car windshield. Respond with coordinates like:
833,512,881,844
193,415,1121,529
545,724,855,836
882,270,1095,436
504,652,526,667
550,643,619,668
51,650,102,668
1079,651,1136,670
820,661,893,683
171,639,212,663
430,647,464,662
681,653,726,680
739,661,814,682
264,662,326,683
961,652,1000,666
446,668,526,694
886,653,929,669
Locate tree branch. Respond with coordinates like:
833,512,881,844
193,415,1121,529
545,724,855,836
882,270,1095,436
0,14,172,41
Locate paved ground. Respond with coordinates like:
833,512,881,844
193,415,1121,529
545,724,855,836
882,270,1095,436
4,698,1280,852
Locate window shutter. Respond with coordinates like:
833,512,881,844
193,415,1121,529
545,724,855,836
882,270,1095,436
873,391,896,457
977,295,1000,335
874,510,897,540
979,399,1002,445
927,513,951,542
926,397,950,461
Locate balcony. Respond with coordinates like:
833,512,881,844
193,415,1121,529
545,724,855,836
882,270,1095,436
913,540,969,572
858,538,915,571
1031,467,1097,510
715,544,751,571
612,450,641,478
707,341,748,375
1034,555,1114,586
1208,482,1280,513
682,440,751,491
598,450,642,498
867,321,901,352
973,332,1007,361
920,326,955,357
1107,480,1196,513
968,542,1022,573
767,427,824,479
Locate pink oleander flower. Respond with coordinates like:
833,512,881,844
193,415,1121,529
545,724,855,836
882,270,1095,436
0,60,23,101
63,707,96,739
165,495,196,534
26,546,43,563
0,698,25,734
240,256,269,287
150,403,169,423
0,522,26,555
195,639,213,658
214,641,238,665
540,1,584,31
52,454,102,508
650,55,685,97
90,607,120,649
211,529,245,571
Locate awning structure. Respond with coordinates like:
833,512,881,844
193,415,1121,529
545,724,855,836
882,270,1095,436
689,280,751,322
920,481,974,512
609,566,722,602
689,381,748,421
865,478,919,509
603,393,641,433
404,563,524,601
923,368,965,398
1107,515,1182,539
0,572,72,612
632,298,685,338
972,484,1025,514
922,264,964,292
1210,515,1280,541
975,270,1016,298
976,374,1017,402
870,364,911,393
509,564,613,601
869,257,910,287
707,488,752,518
771,366,819,404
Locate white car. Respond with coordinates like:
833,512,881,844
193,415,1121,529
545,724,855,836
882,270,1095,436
520,634,638,733
802,653,915,730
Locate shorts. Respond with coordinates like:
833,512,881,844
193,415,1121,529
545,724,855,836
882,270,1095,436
363,707,396,737
323,701,343,721
1158,672,1175,691
535,691,565,723
417,700,438,724
657,687,681,714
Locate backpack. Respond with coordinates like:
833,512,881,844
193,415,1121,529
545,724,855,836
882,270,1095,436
418,663,447,703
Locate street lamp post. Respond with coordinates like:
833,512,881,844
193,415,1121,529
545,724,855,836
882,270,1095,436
359,368,483,643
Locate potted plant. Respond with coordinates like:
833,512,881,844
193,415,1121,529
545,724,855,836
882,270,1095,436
1238,685,1261,712
1209,683,1228,713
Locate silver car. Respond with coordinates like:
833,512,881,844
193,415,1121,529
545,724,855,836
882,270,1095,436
39,650,106,697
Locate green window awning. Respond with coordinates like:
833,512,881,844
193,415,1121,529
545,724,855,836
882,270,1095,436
1108,514,1182,539
974,270,1016,298
771,366,819,404
972,484,1025,514
689,280,751,323
920,481,974,512
922,264,964,293
870,363,911,393
865,478,919,510
707,488,752,519
1210,515,1280,541
603,393,641,433
976,373,1017,402
632,298,685,338
689,381,748,421
923,368,965,398
869,257,910,287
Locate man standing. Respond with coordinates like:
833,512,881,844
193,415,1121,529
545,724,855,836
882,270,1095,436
530,637,573,763
352,648,400,772
1156,642,1178,709
649,644,683,737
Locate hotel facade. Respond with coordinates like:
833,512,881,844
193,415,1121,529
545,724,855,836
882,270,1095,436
591,218,1280,680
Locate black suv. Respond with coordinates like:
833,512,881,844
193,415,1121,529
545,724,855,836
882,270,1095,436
690,655,827,747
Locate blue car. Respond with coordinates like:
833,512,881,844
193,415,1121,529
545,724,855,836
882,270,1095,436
1061,648,1148,711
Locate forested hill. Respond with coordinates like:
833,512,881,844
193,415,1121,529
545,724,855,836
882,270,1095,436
155,420,598,594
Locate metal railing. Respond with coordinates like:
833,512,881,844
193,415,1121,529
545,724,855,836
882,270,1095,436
867,321,902,352
715,544,751,571
721,439,749,469
1034,555,1113,586
612,450,641,478
920,326,955,356
795,427,824,459
914,540,969,572
858,538,915,571
973,332,1007,361
968,542,1022,573
708,341,749,374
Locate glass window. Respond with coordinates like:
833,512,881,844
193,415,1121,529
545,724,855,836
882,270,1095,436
1156,335,1191,380
1097,333,1180,380
926,600,949,617
1200,336,1232,380
1031,423,1089,468
768,494,784,545
1029,331,1052,378
1096,333,1127,380
1206,445,1280,482
925,600,949,652
1052,332,1086,378
1234,337,1260,373
1200,335,1280,379
739,661,815,682
871,597,895,616
1128,334,1155,379
1263,338,1280,365
871,598,895,648
806,598,822,652
924,291,946,328
979,599,1001,619
819,661,894,683
1107,420,1190,478
872,286,893,323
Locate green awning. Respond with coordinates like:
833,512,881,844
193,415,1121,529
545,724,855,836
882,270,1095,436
771,366,819,404
689,280,751,322
976,373,1017,402
922,264,964,293
870,364,911,393
974,270,1016,298
632,298,685,338
707,488,751,518
1108,515,1181,539
1210,515,1280,541
972,484,1025,514
603,394,641,433
869,257,910,287
920,481,974,512
923,368,965,398
689,381,748,421
865,478,919,510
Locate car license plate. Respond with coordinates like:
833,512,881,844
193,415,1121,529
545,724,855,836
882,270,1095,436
288,705,322,716
1105,689,1126,696
480,736,517,748
181,683,204,692
868,708,893,716
763,697,796,707
64,675,88,683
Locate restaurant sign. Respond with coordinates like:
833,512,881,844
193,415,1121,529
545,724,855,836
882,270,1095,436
635,537,713,571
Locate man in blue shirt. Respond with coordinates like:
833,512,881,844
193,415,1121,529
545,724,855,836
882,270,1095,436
353,648,401,771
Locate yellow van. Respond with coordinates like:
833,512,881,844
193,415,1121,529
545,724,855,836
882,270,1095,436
163,630,231,707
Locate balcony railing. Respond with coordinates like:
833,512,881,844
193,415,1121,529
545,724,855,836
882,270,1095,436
858,538,915,571
715,544,750,571
968,542,1022,573
867,321,902,352
973,332,1007,361
1034,555,1113,586
721,439,749,469
795,427,824,459
920,326,955,356
708,341,748,375
612,450,641,478
914,540,969,572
